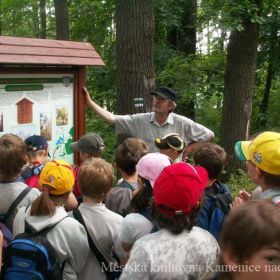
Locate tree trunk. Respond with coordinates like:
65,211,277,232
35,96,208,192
221,0,263,175
40,0,47,39
179,0,197,55
177,0,197,120
167,27,177,50
116,0,155,115
257,16,278,129
258,60,274,128
167,0,197,120
0,0,2,35
54,0,69,40
31,1,39,38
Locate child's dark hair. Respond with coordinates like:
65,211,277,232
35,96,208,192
130,177,153,212
0,134,27,179
151,196,203,235
115,138,149,175
193,142,227,179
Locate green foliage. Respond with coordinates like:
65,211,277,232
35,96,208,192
199,0,263,32
1,0,56,38
227,169,257,198
157,55,199,103
154,0,186,44
155,52,226,140
252,72,280,132
1,0,279,172
69,0,115,56
85,80,117,164
86,109,117,163
68,0,117,163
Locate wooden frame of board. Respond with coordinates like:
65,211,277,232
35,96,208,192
0,36,104,164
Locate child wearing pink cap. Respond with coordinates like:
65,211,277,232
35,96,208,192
120,162,219,280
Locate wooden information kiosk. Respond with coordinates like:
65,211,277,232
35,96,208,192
0,36,104,164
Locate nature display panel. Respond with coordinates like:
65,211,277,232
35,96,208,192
0,73,74,164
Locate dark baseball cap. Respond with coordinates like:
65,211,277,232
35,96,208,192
151,86,179,102
70,133,105,154
25,135,48,151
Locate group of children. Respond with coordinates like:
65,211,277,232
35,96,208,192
0,130,280,279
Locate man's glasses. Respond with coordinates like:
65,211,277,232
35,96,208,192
152,95,168,102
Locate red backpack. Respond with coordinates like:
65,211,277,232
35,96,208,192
21,164,44,189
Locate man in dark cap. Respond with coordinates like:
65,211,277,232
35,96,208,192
83,86,214,156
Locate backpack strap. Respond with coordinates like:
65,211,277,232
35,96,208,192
24,216,67,274
31,164,44,176
22,164,44,180
21,167,33,180
4,187,31,224
204,183,232,215
118,180,135,191
72,209,117,280
25,215,68,236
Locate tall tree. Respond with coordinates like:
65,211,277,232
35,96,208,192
0,0,2,35
221,0,263,173
166,0,197,120
31,1,39,38
39,0,46,39
181,0,197,55
115,0,155,115
256,9,279,129
54,0,69,40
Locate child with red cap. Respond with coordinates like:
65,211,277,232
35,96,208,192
120,162,219,280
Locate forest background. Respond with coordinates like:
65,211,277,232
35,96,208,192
1,0,279,195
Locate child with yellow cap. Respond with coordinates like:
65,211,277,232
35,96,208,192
234,131,280,204
13,160,89,279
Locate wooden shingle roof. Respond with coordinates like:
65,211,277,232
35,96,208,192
0,36,105,66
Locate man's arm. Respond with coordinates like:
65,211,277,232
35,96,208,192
82,87,116,124
184,142,200,157
182,119,215,160
182,139,213,162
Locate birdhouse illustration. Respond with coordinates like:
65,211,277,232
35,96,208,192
16,98,33,124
